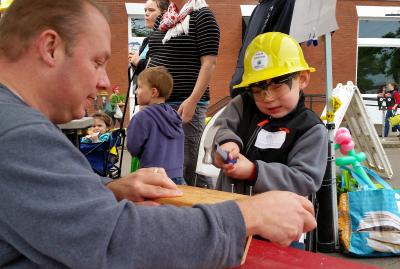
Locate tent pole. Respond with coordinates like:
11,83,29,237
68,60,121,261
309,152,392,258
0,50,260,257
316,32,339,252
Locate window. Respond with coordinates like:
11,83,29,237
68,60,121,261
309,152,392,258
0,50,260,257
356,6,400,94
125,3,147,53
359,20,400,38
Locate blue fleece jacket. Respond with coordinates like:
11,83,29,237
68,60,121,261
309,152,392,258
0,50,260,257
127,103,184,179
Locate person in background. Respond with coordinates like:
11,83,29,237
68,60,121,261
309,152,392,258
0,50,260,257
81,111,112,143
127,66,186,185
128,0,170,74
214,32,327,198
384,82,400,137
0,1,317,268
107,85,125,127
148,0,219,187
377,85,386,97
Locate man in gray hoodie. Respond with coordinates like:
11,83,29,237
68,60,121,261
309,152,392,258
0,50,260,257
0,0,316,268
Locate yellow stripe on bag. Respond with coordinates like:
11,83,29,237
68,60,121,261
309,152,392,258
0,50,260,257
338,193,351,252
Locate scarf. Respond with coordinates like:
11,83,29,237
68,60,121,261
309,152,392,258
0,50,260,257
159,0,208,44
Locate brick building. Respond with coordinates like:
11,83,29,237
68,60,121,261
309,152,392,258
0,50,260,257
97,0,400,117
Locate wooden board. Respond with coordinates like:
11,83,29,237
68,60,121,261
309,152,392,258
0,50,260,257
154,185,247,207
154,185,251,264
345,86,393,179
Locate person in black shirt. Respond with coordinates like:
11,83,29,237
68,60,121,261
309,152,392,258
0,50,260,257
148,0,220,187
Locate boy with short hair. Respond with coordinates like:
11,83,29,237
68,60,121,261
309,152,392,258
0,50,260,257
127,66,186,185
214,32,328,196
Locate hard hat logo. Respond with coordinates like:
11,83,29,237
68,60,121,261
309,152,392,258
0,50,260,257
234,32,315,89
251,52,268,71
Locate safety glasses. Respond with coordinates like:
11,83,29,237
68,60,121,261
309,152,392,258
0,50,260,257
249,72,298,101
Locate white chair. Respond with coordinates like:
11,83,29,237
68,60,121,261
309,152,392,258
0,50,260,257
194,107,226,188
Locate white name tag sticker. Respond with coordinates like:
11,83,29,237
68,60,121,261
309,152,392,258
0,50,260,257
254,129,286,149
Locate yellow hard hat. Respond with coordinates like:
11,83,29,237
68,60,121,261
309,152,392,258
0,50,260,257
0,0,13,12
234,32,315,89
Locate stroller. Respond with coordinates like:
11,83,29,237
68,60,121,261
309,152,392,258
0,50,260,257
79,128,125,179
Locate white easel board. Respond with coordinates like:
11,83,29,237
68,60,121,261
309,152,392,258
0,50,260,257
321,81,393,179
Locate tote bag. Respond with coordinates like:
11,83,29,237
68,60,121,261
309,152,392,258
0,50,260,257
338,166,400,257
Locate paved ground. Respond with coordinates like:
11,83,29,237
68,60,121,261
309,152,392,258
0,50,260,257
120,140,400,268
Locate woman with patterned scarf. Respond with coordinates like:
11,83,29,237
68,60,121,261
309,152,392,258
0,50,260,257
148,0,220,187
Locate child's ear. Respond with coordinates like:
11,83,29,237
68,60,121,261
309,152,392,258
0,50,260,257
151,87,160,98
298,71,311,90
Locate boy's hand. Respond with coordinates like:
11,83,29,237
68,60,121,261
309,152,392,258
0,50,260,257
221,153,256,180
214,142,240,168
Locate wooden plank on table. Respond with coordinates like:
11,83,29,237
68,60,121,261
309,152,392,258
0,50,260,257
154,185,247,206
154,185,251,264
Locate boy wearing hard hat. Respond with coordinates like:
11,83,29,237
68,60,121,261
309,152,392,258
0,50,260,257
213,32,328,197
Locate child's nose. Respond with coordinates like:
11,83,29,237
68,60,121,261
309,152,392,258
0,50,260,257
261,91,276,102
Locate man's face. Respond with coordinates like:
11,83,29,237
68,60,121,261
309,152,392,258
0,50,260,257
54,4,111,122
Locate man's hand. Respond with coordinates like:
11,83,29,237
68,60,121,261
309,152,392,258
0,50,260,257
106,167,183,204
177,98,197,123
237,191,316,247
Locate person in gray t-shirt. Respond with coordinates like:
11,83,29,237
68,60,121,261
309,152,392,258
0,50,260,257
0,1,316,268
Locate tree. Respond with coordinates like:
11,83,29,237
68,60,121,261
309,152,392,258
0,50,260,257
131,18,149,37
